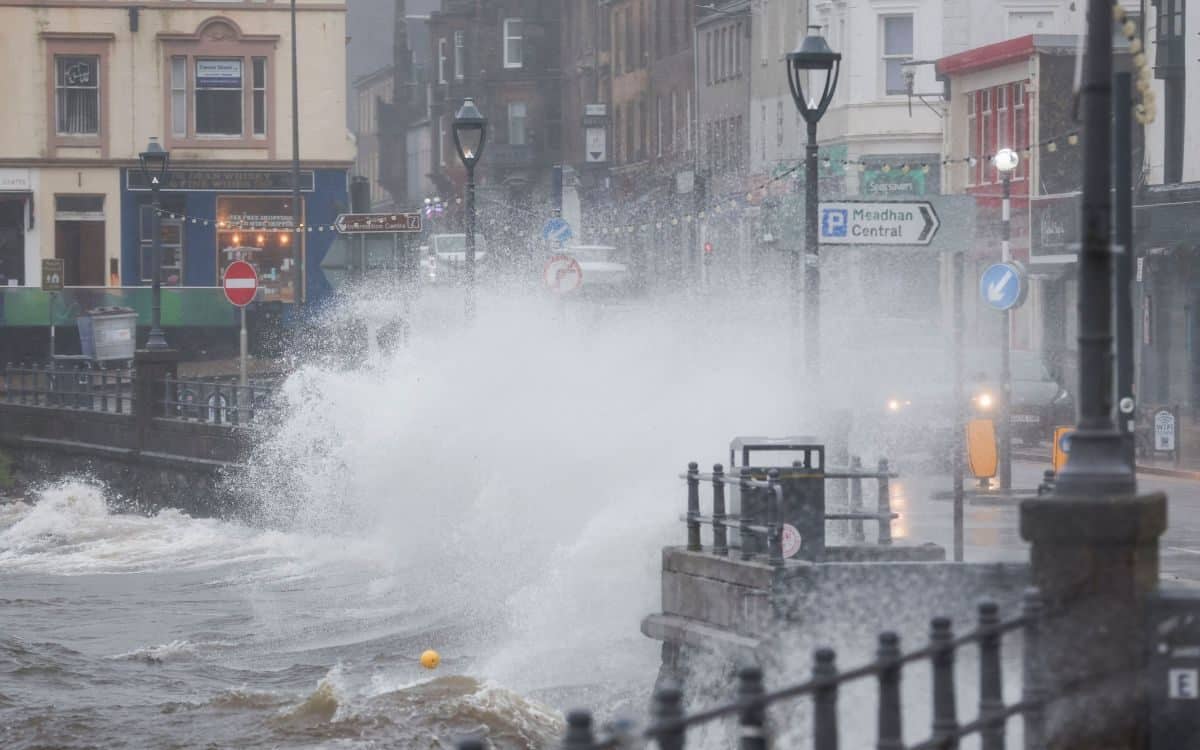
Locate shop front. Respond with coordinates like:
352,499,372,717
120,166,348,309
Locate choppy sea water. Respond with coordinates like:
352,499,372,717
1,291,818,748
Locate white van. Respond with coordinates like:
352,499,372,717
421,233,489,285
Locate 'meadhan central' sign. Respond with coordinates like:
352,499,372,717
818,201,941,246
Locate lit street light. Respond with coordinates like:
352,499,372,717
138,137,171,351
452,98,487,320
993,146,1018,490
786,25,841,379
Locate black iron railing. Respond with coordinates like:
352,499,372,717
681,458,897,565
160,376,276,426
1,362,134,414
459,591,1047,750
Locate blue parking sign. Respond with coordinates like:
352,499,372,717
821,208,848,238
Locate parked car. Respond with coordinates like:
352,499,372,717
843,346,1072,460
556,245,633,297
421,233,489,286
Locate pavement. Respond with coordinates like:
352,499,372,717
888,459,1200,588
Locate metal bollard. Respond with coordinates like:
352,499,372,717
978,601,1004,750
813,648,839,750
876,632,903,750
652,683,686,750
737,665,767,750
686,462,702,552
740,467,757,560
563,709,596,749
1037,469,1056,497
1021,588,1046,750
930,617,959,748
850,455,865,542
877,459,893,545
712,463,729,556
766,468,783,566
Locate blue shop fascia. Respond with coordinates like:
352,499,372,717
120,165,348,313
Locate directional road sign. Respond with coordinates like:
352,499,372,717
334,212,421,234
222,260,259,307
41,258,64,291
542,216,574,244
543,254,583,293
818,201,940,245
980,262,1027,311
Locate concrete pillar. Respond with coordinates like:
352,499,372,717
133,348,178,451
1020,492,1166,749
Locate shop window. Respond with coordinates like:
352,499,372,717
438,38,448,84
503,18,523,69
54,195,105,287
139,205,184,285
966,92,977,186
508,102,527,145
216,196,303,304
195,58,243,136
882,15,914,95
55,55,100,135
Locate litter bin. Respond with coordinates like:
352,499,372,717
77,307,136,363
1148,586,1200,748
728,436,826,561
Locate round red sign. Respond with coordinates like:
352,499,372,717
222,260,259,307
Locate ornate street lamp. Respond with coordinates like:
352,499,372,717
452,98,487,318
786,26,841,379
993,147,1019,490
138,137,171,350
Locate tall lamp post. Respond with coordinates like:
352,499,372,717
138,137,171,351
452,98,487,320
1052,0,1135,494
786,26,841,380
993,147,1019,489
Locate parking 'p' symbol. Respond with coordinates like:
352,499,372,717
822,208,848,238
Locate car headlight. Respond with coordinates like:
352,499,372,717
975,391,995,410
886,398,912,412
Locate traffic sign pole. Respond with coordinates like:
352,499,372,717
1000,174,1013,490
240,306,248,387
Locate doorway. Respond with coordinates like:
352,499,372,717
0,197,24,286
54,195,106,286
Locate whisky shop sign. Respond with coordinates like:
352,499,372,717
127,169,315,193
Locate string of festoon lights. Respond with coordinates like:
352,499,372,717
1113,1,1156,126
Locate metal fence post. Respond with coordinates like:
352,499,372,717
876,631,903,750
712,463,729,556
978,601,1004,750
563,709,596,749
738,665,767,750
1021,588,1046,750
930,617,959,748
687,461,702,552
877,459,893,545
653,683,686,750
813,648,839,750
740,467,756,560
849,455,865,542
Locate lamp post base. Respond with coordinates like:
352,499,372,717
1021,492,1164,750
1053,429,1137,496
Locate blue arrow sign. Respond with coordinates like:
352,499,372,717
980,262,1025,311
542,217,574,244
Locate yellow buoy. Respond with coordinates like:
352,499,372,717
420,650,441,670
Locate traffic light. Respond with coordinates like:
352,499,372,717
703,241,714,255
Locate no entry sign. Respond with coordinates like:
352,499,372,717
543,254,583,294
223,260,259,307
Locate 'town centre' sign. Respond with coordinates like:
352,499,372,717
819,201,941,246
